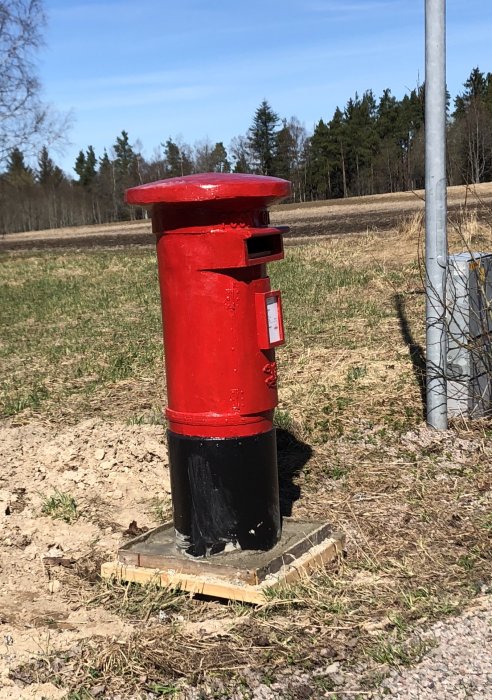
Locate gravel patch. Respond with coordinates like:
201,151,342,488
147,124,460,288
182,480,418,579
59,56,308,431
179,596,492,699
375,594,492,699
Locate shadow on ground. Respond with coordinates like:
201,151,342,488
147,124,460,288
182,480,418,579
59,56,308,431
394,292,427,417
276,428,313,517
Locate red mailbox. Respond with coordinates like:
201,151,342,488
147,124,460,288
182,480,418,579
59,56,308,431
126,173,290,557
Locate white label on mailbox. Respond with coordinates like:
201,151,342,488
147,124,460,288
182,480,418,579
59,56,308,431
266,296,281,343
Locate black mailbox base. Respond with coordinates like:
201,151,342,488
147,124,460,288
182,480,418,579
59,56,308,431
168,429,281,557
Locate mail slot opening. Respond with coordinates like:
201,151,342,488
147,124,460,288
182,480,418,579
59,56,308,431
246,233,283,260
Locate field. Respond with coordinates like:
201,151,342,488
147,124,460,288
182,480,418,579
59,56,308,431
2,181,492,252
1,188,491,699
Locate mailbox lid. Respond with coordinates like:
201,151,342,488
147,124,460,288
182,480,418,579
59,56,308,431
126,172,291,208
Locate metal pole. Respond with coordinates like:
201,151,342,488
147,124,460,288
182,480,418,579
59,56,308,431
425,0,448,429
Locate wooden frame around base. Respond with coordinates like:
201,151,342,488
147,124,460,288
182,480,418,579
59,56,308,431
101,531,345,605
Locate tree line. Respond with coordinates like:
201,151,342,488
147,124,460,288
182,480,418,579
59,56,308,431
1,66,492,234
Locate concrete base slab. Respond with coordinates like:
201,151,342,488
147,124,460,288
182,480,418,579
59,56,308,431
101,519,345,604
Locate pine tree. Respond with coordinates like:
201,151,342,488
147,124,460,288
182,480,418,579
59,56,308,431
75,146,98,188
274,120,295,181
399,88,425,189
344,91,378,195
99,149,111,173
37,146,63,187
210,142,230,172
74,150,86,183
163,138,193,177
248,100,280,175
328,108,348,198
97,149,115,221
375,89,401,192
306,120,331,199
35,146,65,228
113,131,137,182
3,147,35,231
5,147,34,186
454,67,491,115
111,131,140,219
85,146,97,186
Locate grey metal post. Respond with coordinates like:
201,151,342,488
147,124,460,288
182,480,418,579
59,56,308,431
425,0,448,429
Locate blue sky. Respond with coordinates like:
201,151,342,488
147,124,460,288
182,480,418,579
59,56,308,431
40,0,492,174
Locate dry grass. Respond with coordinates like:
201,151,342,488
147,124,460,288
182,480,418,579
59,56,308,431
3,209,492,699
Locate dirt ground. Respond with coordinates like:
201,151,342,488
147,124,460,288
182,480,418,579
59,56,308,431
0,418,171,699
1,414,490,699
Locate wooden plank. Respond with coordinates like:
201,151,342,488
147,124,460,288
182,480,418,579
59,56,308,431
101,561,266,604
253,521,333,583
101,532,345,605
274,533,345,587
135,552,258,585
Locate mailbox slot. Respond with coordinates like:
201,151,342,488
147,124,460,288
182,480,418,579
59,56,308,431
246,233,283,261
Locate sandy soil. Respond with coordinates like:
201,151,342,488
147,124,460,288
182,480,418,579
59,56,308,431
1,416,491,698
0,418,171,698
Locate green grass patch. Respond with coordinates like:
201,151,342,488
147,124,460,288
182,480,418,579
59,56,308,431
0,240,424,441
0,250,162,418
367,634,435,667
271,250,377,340
41,490,78,523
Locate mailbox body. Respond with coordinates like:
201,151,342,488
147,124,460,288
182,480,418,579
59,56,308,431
126,174,290,556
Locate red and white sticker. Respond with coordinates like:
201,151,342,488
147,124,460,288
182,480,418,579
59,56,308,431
266,296,281,343
255,291,285,349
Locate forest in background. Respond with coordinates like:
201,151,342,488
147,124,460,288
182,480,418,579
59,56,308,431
1,66,492,234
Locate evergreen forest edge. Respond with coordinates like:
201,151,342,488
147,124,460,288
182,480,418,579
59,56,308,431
1,66,492,234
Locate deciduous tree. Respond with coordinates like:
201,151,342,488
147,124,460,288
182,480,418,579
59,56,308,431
230,135,251,173
0,0,70,164
452,67,492,183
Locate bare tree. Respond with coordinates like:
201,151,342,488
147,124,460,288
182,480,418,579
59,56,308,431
229,135,252,173
0,0,69,165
